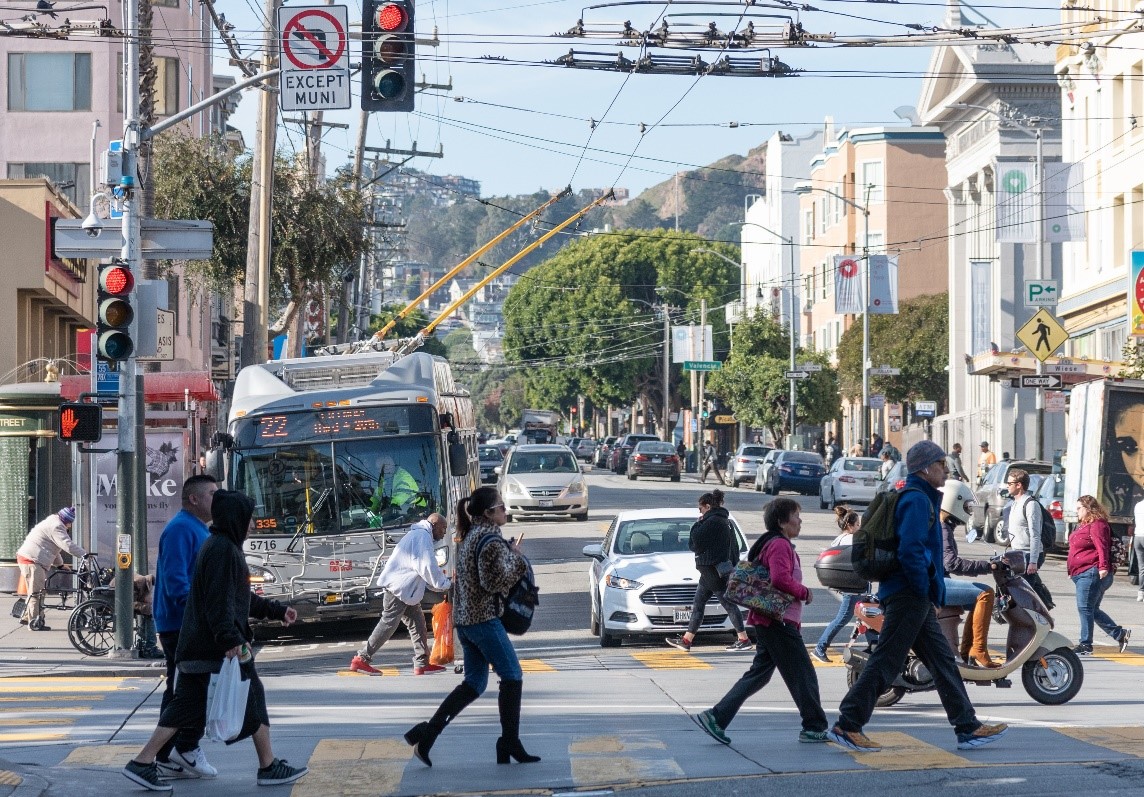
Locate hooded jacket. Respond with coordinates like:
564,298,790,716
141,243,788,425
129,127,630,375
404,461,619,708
175,490,288,673
688,506,737,567
877,474,945,605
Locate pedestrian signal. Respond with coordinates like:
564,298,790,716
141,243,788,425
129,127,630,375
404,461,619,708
57,402,103,443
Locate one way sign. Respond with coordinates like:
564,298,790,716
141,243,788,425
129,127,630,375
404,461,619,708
1020,374,1063,389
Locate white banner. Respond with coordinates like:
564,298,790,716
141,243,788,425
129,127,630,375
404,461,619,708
671,325,712,363
996,162,1037,243
869,255,899,315
1044,162,1086,243
834,255,864,315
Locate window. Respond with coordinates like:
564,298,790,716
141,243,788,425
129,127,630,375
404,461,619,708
6,163,88,205
1101,326,1126,361
7,53,91,111
117,54,180,115
859,160,884,204
970,260,991,356
803,209,814,244
865,232,884,254
153,0,178,6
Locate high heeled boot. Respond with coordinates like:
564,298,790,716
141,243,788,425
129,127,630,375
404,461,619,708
959,604,975,664
967,590,1000,668
405,682,480,767
496,680,540,764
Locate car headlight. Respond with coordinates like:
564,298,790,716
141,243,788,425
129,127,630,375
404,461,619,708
605,574,643,590
248,564,276,584
504,479,527,497
564,479,586,496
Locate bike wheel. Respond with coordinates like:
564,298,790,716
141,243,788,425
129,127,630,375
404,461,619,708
68,599,115,657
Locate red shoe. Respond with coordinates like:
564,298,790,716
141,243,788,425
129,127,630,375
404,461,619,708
349,656,382,675
413,664,447,676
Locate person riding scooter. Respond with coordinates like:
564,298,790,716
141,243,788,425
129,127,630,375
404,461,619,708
940,480,1000,668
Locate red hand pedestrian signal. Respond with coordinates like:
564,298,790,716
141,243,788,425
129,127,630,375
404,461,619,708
57,402,103,443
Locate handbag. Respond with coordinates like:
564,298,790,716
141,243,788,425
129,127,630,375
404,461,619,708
476,534,540,635
724,560,794,621
205,655,250,742
429,599,455,665
10,597,26,620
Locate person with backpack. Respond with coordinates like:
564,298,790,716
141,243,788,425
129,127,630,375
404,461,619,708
827,441,1007,753
1005,469,1054,610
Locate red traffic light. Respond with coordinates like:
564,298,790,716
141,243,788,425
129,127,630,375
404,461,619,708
376,3,407,31
99,264,134,296
57,402,103,443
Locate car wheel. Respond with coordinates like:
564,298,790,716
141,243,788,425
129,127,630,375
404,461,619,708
590,598,600,635
670,473,681,482
755,477,762,492
598,610,621,648
627,471,637,481
769,477,779,496
573,511,589,522
819,488,828,510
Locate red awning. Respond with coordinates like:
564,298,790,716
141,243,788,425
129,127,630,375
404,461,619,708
61,371,219,403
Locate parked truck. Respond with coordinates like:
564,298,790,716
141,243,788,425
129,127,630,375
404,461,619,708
1063,379,1144,544
521,409,560,444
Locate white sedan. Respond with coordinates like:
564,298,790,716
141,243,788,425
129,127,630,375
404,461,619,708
582,508,747,647
819,456,883,509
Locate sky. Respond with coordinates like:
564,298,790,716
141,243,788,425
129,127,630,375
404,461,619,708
215,0,1061,198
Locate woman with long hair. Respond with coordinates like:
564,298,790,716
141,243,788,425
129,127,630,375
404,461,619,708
812,506,865,663
1068,495,1130,655
404,486,539,767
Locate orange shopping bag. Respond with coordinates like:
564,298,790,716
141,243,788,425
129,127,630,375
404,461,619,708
429,599,454,666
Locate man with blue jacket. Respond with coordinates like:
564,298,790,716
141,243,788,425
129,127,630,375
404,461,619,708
152,475,218,780
827,441,1008,753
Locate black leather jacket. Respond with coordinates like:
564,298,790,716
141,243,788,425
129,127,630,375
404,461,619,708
689,506,736,567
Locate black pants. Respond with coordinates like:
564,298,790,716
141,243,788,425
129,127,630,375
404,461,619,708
687,565,745,636
710,620,827,732
837,591,979,737
157,631,205,760
1026,552,1054,608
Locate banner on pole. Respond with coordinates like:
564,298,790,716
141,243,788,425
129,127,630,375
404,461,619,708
869,255,899,315
996,162,1037,243
834,255,863,315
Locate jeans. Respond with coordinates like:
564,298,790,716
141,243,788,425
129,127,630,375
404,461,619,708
358,588,429,666
815,592,861,653
156,631,204,761
1071,566,1122,646
687,565,745,636
837,591,979,737
710,620,827,732
457,619,522,694
942,579,990,610
1134,535,1144,591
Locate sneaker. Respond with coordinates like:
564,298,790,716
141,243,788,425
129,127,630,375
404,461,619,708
725,639,753,652
256,758,309,787
1119,628,1132,653
1137,591,1144,603
956,722,1008,750
349,655,382,675
811,647,831,663
413,664,447,675
138,647,166,660
170,747,217,778
692,710,731,745
123,760,174,792
799,730,829,743
827,725,882,752
1073,643,1093,655
154,760,194,780
665,635,692,652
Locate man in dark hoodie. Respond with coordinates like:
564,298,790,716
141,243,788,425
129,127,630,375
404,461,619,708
122,490,308,792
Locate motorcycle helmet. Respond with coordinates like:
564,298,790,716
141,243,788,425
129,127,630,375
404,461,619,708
940,479,975,525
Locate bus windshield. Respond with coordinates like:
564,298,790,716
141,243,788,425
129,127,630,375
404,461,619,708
233,435,443,535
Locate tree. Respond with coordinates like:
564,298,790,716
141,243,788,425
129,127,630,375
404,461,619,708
443,328,479,362
364,304,446,357
835,292,949,410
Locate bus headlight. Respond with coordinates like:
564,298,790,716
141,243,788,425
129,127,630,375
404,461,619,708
248,565,276,584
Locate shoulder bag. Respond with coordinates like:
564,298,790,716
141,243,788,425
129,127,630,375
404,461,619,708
724,535,794,620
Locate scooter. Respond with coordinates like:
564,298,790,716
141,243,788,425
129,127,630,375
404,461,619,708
842,549,1083,706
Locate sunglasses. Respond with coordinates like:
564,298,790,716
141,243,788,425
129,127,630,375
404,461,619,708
1115,436,1140,456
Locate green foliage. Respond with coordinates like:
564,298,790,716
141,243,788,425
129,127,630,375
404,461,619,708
365,304,445,357
835,293,949,408
443,328,479,362
1120,339,1144,379
457,366,526,431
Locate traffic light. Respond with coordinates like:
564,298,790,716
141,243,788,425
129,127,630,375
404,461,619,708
96,259,134,362
361,0,415,112
57,402,103,443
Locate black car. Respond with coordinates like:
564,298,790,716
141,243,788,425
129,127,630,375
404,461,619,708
761,451,826,496
478,445,504,484
626,441,682,481
609,434,660,475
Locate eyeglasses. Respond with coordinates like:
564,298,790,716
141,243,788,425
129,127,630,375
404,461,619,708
1115,436,1140,456
1006,480,1020,485
489,503,506,511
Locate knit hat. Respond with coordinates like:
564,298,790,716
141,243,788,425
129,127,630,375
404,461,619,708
58,506,76,525
906,441,946,474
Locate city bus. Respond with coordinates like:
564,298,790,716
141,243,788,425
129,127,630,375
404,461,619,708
211,349,478,624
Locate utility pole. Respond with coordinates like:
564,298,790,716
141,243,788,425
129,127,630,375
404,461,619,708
1034,126,1045,461
698,298,708,478
662,305,670,438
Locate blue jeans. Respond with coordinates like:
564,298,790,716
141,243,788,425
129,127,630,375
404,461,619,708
942,579,990,610
815,592,861,653
457,619,522,694
1071,566,1123,646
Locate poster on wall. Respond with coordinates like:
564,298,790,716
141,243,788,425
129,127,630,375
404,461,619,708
92,430,187,569
1130,250,1144,338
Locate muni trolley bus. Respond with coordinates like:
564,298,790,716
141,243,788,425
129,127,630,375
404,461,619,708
211,349,478,624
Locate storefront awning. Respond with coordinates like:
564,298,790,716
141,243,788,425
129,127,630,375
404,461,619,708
60,371,219,403
966,352,1120,385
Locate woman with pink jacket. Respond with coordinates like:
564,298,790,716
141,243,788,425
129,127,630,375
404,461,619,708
691,497,829,745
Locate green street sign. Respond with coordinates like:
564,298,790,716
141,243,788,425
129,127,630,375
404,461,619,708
683,361,722,372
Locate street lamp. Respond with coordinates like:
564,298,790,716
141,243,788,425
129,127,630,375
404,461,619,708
794,182,871,450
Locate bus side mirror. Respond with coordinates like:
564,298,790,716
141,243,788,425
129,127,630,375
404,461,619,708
204,448,225,482
447,432,468,477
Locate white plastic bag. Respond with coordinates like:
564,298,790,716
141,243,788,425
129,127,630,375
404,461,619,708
205,656,249,742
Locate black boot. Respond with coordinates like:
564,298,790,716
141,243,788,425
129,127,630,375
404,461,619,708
404,683,479,767
496,680,540,764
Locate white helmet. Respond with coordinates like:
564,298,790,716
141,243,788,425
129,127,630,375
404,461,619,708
941,479,975,524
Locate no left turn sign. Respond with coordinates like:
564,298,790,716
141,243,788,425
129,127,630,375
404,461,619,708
277,5,351,110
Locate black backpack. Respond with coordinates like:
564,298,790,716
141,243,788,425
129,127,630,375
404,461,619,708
476,533,540,635
1021,498,1057,554
852,487,933,581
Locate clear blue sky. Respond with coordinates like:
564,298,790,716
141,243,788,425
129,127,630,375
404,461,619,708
218,1,1059,198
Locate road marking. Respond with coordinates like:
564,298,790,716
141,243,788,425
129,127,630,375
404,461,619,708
0,706,91,713
0,678,133,694
293,739,410,797
1090,651,1144,666
629,651,712,670
0,695,92,702
568,735,683,787
338,668,399,677
830,731,982,770
1054,725,1144,755
519,658,556,673
0,732,68,742
60,745,138,766
0,718,72,726
0,771,21,787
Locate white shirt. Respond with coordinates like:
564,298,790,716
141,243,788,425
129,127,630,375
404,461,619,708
377,520,452,605
1009,492,1042,564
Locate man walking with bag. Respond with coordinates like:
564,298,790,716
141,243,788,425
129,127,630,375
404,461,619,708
827,441,1007,753
348,513,452,675
1005,469,1054,609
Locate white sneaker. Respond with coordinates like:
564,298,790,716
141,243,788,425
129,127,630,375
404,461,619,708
170,747,218,778
154,760,194,780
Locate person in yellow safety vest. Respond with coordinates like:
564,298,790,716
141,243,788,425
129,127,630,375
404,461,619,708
370,456,428,519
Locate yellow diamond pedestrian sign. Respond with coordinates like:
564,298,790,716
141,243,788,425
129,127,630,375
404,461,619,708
1016,308,1069,363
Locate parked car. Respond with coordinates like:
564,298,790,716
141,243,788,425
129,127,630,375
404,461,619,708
1033,472,1067,550
572,438,597,462
478,445,504,484
819,457,883,509
627,441,682,481
729,444,773,487
754,449,782,492
757,450,826,496
497,444,589,522
582,508,747,647
595,436,618,468
875,461,908,496
972,459,1053,543
609,433,661,474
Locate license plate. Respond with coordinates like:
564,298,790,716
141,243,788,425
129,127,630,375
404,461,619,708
539,499,553,508
798,468,809,475
653,457,662,463
862,479,875,486
673,608,691,623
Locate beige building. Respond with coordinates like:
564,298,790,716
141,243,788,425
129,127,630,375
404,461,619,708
797,122,950,449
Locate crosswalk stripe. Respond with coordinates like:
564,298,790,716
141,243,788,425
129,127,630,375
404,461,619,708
568,735,683,787
291,739,411,797
0,718,72,726
1053,725,1144,754
0,771,22,786
0,695,92,702
519,659,556,673
831,731,982,770
338,668,400,678
1090,651,1144,666
0,732,68,742
629,651,712,670
0,706,91,713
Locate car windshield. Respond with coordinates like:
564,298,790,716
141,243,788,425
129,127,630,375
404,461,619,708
843,459,882,473
479,447,502,462
636,442,676,454
784,452,823,465
507,451,578,474
741,446,769,456
613,518,745,555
